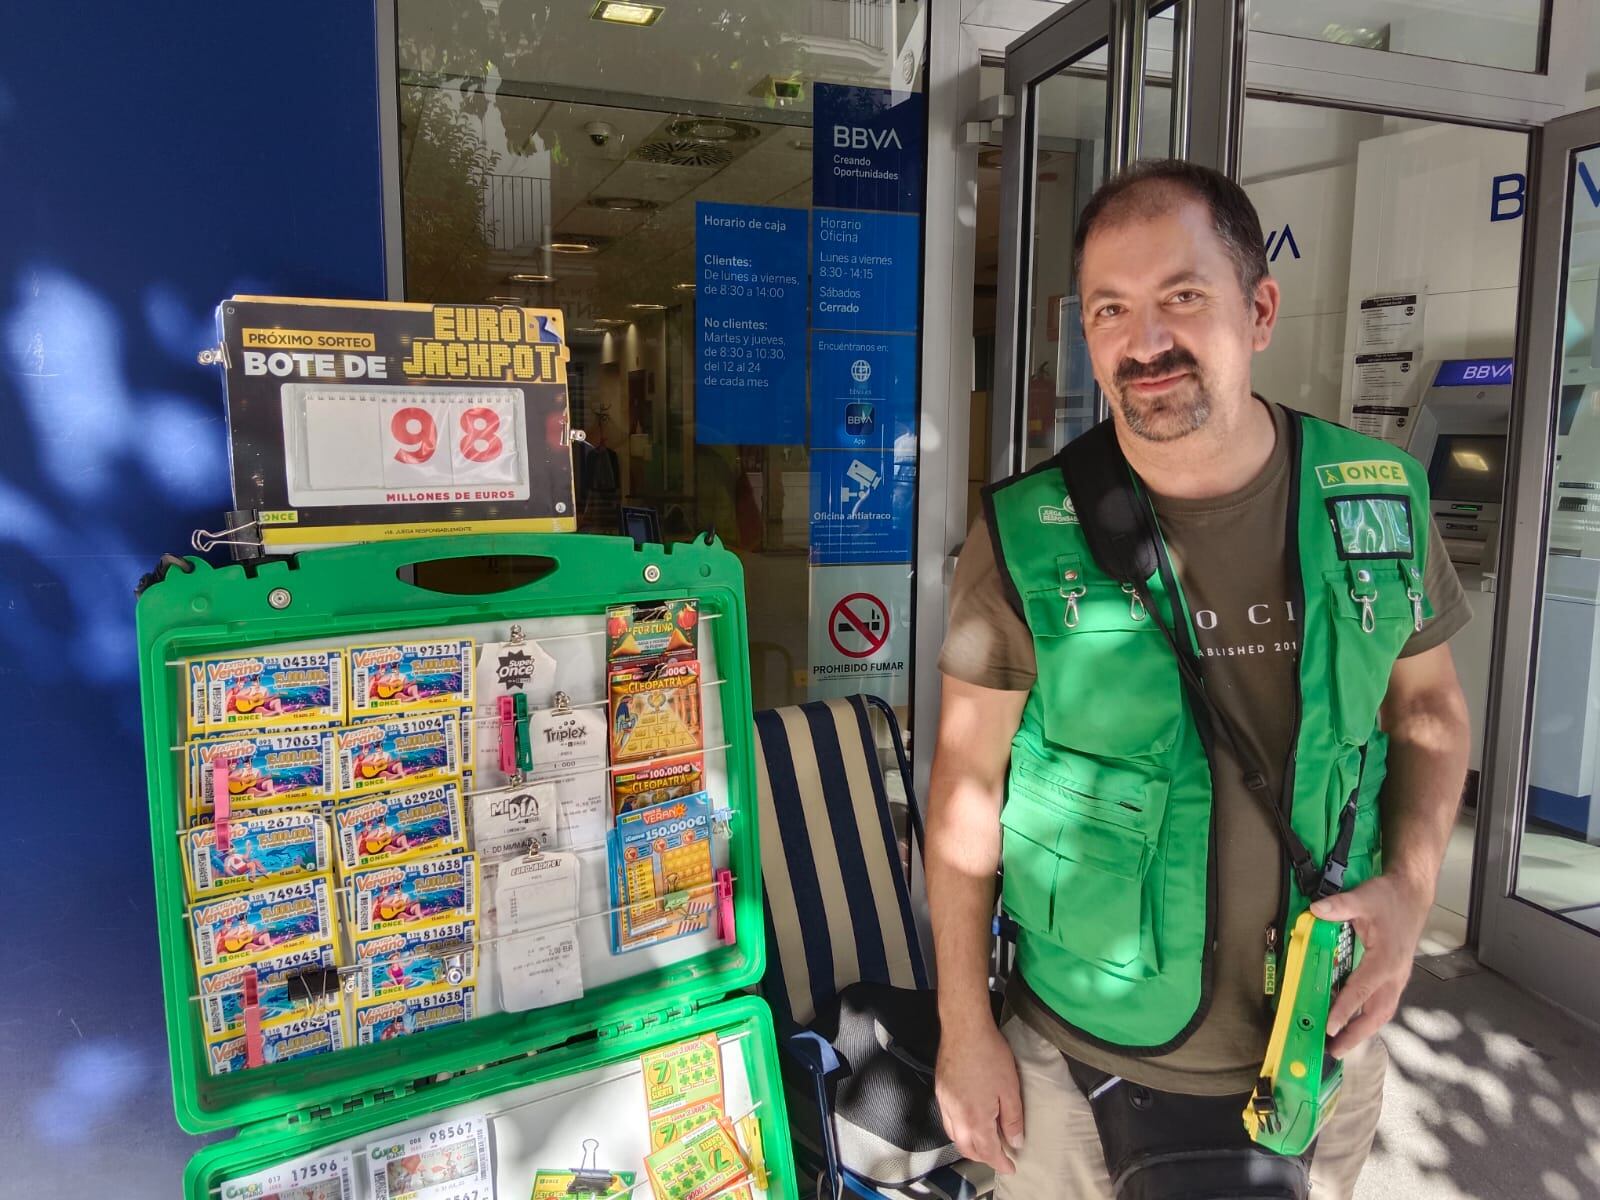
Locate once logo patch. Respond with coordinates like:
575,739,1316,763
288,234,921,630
1316,460,1407,489
1038,497,1079,525
496,649,538,690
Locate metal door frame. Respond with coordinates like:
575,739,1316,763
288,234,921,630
1477,105,1600,1023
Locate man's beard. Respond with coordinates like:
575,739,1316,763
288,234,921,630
1112,349,1212,443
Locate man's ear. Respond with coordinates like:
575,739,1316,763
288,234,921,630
1252,275,1281,352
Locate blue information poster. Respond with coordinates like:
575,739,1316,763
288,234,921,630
812,83,925,214
811,210,921,334
809,447,916,565
810,332,917,451
695,201,807,445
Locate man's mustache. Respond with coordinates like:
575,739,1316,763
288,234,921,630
1115,349,1200,387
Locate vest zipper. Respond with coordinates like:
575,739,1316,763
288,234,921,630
1276,412,1307,942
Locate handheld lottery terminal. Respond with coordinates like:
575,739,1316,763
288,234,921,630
136,529,795,1200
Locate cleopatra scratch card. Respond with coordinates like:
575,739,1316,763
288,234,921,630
612,753,705,816
609,658,703,764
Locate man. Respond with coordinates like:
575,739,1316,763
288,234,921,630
927,160,1470,1199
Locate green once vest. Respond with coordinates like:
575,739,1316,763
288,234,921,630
986,412,1433,1052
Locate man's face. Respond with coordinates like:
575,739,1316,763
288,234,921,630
1079,194,1277,443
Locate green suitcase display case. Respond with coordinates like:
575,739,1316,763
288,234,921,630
135,533,795,1199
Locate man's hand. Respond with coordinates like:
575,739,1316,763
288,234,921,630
935,1016,1025,1175
1309,870,1433,1057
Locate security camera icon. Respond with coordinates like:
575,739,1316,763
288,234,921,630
841,459,882,517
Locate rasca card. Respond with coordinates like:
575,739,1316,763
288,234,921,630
220,1148,355,1200
471,782,560,859
475,631,558,707
367,1115,492,1200
495,852,582,1012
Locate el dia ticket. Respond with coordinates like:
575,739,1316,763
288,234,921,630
206,1000,346,1075
189,649,344,733
353,917,478,998
336,710,460,796
335,781,466,872
470,781,559,859
184,809,333,898
191,874,336,970
198,939,338,1038
349,639,475,716
220,1147,355,1200
187,728,338,816
354,983,476,1045
349,852,478,934
366,1116,491,1200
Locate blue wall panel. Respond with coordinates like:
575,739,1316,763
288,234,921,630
0,6,387,1194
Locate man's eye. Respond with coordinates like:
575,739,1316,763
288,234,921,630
1171,290,1202,304
1095,304,1124,318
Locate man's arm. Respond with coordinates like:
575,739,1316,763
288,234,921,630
1311,641,1470,1055
928,673,1028,1173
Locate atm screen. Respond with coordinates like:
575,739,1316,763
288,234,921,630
1428,434,1506,505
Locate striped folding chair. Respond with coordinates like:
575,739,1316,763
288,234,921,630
754,695,994,1200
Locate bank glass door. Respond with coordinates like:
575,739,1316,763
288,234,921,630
992,1,1218,478
1480,106,1600,1023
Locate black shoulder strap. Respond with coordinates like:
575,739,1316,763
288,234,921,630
1059,419,1159,587
1056,418,1342,900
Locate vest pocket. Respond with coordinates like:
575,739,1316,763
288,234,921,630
1022,585,1183,759
1000,788,1159,980
1323,565,1421,745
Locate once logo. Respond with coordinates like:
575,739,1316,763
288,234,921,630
833,125,904,150
1316,460,1408,489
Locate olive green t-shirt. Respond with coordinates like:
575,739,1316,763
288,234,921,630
939,401,1470,1094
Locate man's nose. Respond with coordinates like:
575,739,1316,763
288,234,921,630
1125,305,1176,361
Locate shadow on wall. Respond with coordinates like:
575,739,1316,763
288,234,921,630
1362,972,1600,1199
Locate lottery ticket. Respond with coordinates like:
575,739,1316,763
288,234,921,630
189,650,344,733
607,599,699,661
475,632,558,707
349,852,478,934
205,1000,346,1075
469,782,559,860
198,939,338,1038
349,639,474,716
644,1115,750,1200
354,983,476,1045
184,809,333,898
335,782,466,872
187,728,339,817
648,1099,725,1153
529,1170,633,1198
612,753,704,816
219,1147,355,1200
365,1116,491,1200
642,1034,725,1116
608,792,716,954
337,710,460,796
353,917,478,998
470,703,605,790
191,874,337,971
609,658,703,764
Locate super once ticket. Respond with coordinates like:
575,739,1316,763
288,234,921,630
191,874,336,970
349,640,474,716
219,1148,355,1200
335,782,466,872
189,650,344,733
366,1116,491,1200
187,728,338,816
349,853,478,934
337,711,460,796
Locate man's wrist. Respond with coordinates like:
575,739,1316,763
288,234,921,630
938,984,998,1035
1382,860,1438,908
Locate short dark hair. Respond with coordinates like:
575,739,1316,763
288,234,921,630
1073,159,1268,299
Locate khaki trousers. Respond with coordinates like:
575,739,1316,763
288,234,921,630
994,1014,1388,1200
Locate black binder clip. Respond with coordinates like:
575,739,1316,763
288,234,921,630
567,1138,618,1195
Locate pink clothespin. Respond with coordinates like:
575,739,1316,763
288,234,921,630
213,759,232,855
242,968,264,1069
715,869,735,944
498,695,517,775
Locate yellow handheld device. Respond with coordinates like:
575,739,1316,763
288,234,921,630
1244,912,1357,1156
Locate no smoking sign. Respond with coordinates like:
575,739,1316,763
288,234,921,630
828,592,889,659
